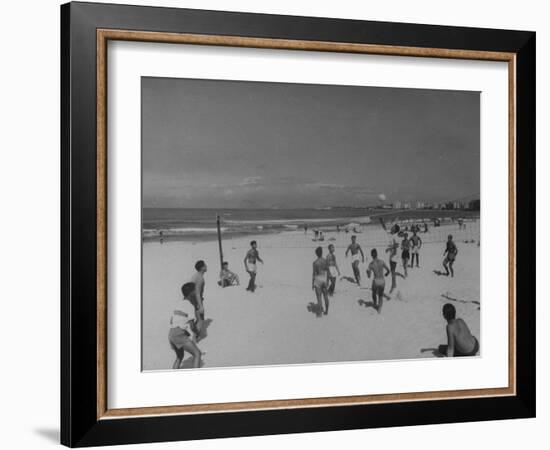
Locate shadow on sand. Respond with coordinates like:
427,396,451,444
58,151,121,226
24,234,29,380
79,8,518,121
441,293,480,308
420,346,446,357
307,302,325,317
357,299,378,310
433,270,449,277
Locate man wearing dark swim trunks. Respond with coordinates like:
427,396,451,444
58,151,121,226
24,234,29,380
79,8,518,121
410,230,422,268
401,233,411,278
312,247,330,316
366,249,390,314
385,238,399,293
443,234,458,277
438,303,479,357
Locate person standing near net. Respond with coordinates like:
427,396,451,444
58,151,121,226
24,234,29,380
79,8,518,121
244,240,263,292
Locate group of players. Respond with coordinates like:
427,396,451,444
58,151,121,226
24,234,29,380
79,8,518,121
311,230,459,317
168,228,461,368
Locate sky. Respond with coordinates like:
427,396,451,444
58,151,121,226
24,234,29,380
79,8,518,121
142,77,479,209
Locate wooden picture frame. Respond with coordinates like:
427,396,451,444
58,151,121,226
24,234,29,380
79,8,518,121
61,2,535,447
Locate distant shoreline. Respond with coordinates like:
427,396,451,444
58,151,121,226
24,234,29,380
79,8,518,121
143,209,479,244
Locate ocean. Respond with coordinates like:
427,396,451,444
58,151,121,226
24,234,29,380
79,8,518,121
142,207,479,242
142,207,375,241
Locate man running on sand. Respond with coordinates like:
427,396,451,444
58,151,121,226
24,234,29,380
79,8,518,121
312,246,329,316
244,240,263,292
401,233,411,278
438,303,479,357
385,238,399,293
326,244,341,296
367,249,390,314
443,234,458,277
345,235,364,285
410,230,422,268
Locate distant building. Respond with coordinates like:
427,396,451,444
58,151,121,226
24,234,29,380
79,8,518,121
403,202,411,209
393,201,402,209
469,199,480,211
416,201,425,209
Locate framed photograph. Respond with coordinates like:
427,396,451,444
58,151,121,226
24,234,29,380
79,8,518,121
61,2,535,447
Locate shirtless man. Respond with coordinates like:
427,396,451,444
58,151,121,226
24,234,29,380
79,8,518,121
312,246,329,316
443,234,458,277
410,230,422,268
190,260,207,338
401,233,411,278
439,303,479,357
345,235,364,285
366,249,390,314
326,244,341,296
385,238,399,293
244,240,263,292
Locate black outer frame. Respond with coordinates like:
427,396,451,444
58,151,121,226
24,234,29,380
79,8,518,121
61,1,535,447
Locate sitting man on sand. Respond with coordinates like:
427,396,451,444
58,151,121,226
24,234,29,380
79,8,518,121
244,240,263,292
312,246,330,316
326,244,341,296
218,261,239,287
443,234,458,277
168,282,203,369
345,235,365,285
366,249,390,314
439,303,479,357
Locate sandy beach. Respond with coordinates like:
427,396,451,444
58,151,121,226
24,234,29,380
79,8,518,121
142,221,480,370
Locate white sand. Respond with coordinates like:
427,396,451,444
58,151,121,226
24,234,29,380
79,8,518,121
142,223,480,370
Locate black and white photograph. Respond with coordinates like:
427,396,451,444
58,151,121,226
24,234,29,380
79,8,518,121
141,77,481,370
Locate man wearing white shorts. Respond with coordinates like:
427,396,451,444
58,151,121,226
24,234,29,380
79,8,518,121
345,235,364,285
244,240,263,292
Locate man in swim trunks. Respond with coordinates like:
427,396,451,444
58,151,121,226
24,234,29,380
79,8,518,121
438,303,479,357
401,233,411,278
169,282,203,369
244,240,263,292
345,235,364,285
443,234,458,277
326,244,341,296
312,246,329,316
190,260,207,338
385,238,399,293
366,248,390,314
410,230,422,268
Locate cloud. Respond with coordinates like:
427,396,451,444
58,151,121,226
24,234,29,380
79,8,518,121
240,176,262,186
